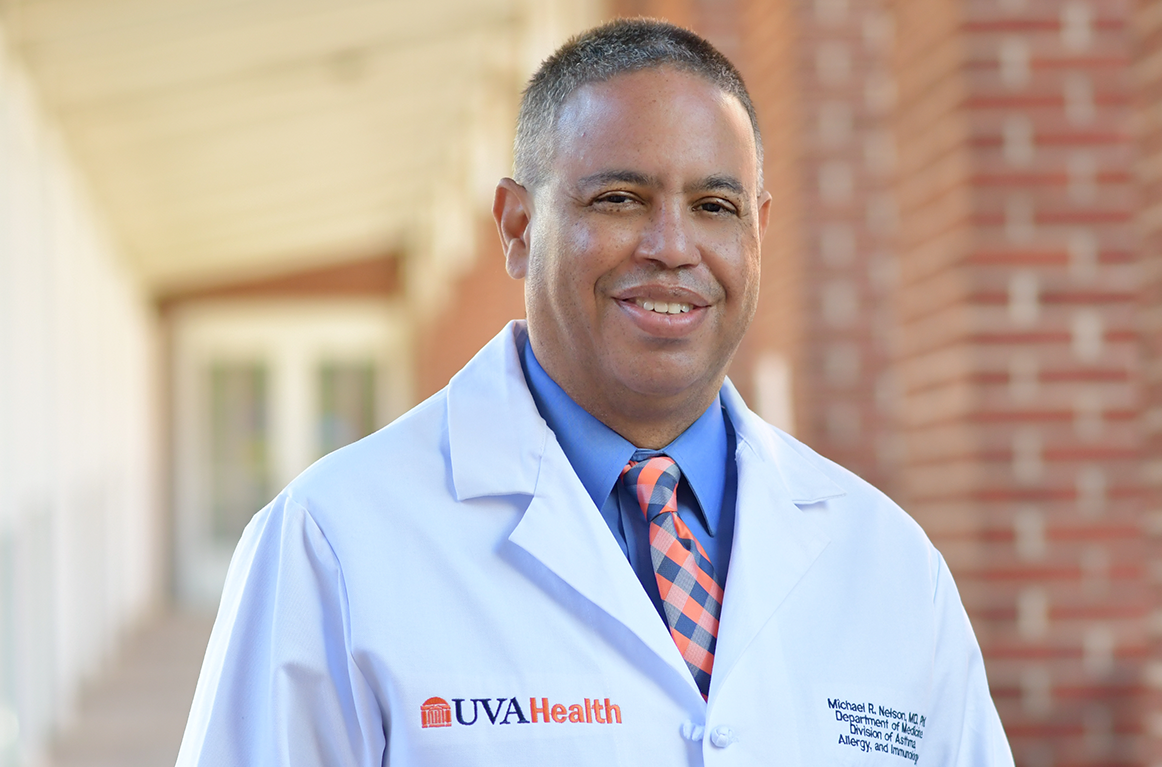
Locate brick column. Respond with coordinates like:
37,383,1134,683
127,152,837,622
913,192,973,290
1135,2,1162,764
893,1,1143,764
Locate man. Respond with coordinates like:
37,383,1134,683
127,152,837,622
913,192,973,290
178,19,1013,766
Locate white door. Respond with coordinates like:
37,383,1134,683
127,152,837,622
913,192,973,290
171,300,411,607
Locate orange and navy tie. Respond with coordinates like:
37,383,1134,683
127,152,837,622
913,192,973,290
622,452,722,699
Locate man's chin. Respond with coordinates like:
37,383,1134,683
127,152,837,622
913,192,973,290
613,367,722,404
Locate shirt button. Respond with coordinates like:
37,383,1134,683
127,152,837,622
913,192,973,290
710,726,735,748
680,721,705,741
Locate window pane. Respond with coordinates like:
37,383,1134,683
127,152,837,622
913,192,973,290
209,363,270,542
318,362,376,456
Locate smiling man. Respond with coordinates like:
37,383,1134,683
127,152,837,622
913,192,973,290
178,19,1013,767
495,61,766,451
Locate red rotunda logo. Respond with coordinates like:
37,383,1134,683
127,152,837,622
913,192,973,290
421,697,452,729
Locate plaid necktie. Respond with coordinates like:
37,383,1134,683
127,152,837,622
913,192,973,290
621,452,722,699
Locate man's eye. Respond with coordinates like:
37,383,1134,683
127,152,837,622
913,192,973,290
598,193,634,204
698,200,735,214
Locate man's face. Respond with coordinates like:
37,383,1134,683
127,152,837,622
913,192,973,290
504,66,770,438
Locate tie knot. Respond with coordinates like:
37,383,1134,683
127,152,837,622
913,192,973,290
621,454,680,521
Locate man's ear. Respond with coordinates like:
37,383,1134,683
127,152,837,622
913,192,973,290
756,189,773,242
493,178,533,279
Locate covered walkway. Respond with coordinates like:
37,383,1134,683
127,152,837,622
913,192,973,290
48,611,213,767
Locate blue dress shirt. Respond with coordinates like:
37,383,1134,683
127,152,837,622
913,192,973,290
520,339,737,623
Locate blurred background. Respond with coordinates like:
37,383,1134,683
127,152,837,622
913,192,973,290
0,0,1155,765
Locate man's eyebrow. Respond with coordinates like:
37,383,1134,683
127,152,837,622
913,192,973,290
688,175,746,195
576,170,657,189
574,171,747,196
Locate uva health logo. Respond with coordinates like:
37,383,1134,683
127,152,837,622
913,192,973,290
421,696,623,729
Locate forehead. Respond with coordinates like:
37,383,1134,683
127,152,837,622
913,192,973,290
547,67,758,185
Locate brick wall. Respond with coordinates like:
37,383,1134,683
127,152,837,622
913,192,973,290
1135,1,1162,764
891,1,1144,764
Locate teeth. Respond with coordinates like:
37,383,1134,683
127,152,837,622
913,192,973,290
634,299,692,314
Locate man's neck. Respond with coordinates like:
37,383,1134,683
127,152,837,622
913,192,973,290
525,326,729,448
553,379,722,449
594,410,703,449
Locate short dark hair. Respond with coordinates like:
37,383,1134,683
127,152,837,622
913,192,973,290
513,18,763,189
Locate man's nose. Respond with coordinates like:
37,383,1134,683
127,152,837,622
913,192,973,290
634,201,701,269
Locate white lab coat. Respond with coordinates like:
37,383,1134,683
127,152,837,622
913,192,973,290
177,321,1013,766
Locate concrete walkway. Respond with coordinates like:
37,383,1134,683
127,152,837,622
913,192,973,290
49,609,215,767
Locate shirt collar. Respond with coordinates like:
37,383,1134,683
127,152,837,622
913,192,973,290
520,338,728,535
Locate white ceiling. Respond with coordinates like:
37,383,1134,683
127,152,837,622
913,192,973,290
1,0,598,292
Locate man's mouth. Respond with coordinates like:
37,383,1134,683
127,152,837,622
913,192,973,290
631,298,693,315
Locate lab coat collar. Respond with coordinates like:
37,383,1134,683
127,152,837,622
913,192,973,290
718,379,847,505
447,321,547,500
448,321,847,506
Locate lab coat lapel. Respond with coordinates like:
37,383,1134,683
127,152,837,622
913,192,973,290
710,384,843,694
508,443,696,693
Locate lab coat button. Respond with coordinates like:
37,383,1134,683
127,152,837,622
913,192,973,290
711,726,736,748
680,721,705,741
